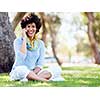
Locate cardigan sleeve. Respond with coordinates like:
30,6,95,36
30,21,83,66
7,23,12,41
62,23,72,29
14,38,27,61
35,40,45,68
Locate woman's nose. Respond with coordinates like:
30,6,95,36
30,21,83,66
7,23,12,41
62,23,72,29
30,27,33,30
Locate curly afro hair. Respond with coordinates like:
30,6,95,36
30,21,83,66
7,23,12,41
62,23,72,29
20,13,41,33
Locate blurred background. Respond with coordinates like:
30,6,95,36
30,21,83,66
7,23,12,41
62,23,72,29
0,12,100,73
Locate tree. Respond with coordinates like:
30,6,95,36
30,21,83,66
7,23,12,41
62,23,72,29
39,12,62,66
0,12,15,73
12,12,26,31
47,14,62,66
39,12,48,44
92,13,100,44
85,12,100,64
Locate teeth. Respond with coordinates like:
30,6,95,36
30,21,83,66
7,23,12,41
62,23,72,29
29,32,33,34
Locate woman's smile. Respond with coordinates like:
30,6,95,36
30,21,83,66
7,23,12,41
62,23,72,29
25,23,36,38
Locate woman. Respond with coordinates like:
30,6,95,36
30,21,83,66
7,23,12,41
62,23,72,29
10,13,64,82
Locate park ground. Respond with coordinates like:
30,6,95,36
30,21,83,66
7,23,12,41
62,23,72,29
0,64,100,87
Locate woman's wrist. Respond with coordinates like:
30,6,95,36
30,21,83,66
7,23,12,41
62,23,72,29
22,37,26,41
33,67,41,74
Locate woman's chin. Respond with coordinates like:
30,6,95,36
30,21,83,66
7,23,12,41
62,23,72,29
28,34,34,37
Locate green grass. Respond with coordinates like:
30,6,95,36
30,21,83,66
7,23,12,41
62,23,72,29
0,66,100,87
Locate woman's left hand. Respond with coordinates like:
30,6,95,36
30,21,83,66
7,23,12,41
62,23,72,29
33,67,41,74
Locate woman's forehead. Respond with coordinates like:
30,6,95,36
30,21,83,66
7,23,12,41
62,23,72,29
27,22,36,26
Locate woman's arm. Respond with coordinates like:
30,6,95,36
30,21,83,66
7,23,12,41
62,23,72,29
20,29,27,54
35,40,45,69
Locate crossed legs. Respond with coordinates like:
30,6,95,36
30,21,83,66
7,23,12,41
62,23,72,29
26,70,52,81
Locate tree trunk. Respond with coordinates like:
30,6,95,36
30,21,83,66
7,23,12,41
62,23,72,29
50,31,62,66
0,12,16,73
39,12,47,44
48,16,62,66
12,12,26,32
86,12,100,64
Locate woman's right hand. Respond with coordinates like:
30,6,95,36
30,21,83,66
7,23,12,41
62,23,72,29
22,29,27,38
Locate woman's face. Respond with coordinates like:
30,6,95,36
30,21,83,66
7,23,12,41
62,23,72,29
25,22,37,38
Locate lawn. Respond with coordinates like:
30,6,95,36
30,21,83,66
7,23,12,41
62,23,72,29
0,65,100,87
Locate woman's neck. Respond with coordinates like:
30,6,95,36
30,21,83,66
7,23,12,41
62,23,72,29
28,36,34,42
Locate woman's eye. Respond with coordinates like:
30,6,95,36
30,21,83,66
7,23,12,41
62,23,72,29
32,25,35,28
28,25,30,28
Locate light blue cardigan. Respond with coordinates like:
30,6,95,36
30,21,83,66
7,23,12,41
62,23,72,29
12,37,45,70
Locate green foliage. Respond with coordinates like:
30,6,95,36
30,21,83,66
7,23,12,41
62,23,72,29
93,13,100,44
1,65,100,87
83,12,100,45
81,12,88,25
76,38,92,57
14,23,22,37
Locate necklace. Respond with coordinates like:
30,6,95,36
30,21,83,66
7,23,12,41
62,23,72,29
26,38,39,51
